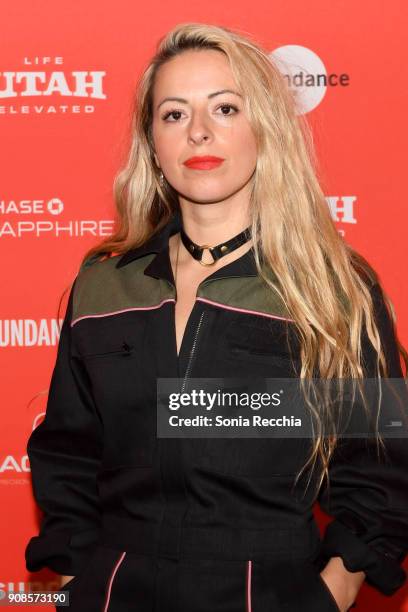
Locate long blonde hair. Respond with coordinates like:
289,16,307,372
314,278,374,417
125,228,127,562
79,22,408,496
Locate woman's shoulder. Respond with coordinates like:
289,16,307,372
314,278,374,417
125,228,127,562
69,253,123,325
75,252,124,291
69,248,163,327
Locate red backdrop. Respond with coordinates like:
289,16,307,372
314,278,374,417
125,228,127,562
1,1,407,610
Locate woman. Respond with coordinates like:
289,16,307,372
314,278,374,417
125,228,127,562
25,23,408,612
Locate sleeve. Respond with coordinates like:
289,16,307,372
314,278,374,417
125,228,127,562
25,277,104,576
317,281,408,596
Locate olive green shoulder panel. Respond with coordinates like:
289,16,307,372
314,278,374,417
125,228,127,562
71,254,175,324
198,274,293,321
71,253,354,325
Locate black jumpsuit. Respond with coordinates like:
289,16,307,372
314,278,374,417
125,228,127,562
25,210,408,611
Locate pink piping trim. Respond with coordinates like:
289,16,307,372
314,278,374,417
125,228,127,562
196,297,295,322
246,560,252,612
70,296,294,327
70,298,176,327
102,551,127,612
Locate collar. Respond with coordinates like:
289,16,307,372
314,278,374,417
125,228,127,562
116,209,259,285
116,209,183,269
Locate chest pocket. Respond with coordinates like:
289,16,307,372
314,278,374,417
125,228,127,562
77,318,155,468
193,317,310,477
220,317,301,377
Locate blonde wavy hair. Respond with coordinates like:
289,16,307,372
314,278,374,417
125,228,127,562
77,22,407,497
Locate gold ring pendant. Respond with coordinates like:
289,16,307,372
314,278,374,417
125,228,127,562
198,245,217,266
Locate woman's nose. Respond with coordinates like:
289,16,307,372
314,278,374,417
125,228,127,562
187,112,212,144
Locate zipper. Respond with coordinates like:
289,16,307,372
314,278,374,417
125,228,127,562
180,310,206,394
168,251,257,392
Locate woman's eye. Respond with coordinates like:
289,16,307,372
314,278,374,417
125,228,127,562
216,104,239,116
161,104,239,122
162,109,183,122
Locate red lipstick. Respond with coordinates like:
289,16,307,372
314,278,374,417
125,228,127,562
183,155,225,170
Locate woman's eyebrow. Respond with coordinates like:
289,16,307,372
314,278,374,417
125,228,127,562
156,89,242,110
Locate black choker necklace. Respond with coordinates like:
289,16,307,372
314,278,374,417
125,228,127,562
179,224,252,266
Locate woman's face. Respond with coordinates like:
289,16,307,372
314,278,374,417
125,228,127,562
151,49,257,205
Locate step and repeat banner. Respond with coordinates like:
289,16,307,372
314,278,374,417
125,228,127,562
1,1,407,610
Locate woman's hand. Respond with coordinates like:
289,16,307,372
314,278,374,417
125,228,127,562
59,575,75,588
319,556,365,611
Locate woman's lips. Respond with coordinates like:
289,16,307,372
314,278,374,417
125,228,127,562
184,159,224,170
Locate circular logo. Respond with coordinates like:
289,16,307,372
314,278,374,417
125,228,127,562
47,198,64,215
271,45,327,114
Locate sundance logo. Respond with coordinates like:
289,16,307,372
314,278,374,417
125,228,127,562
271,45,350,114
0,56,106,115
0,318,63,347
